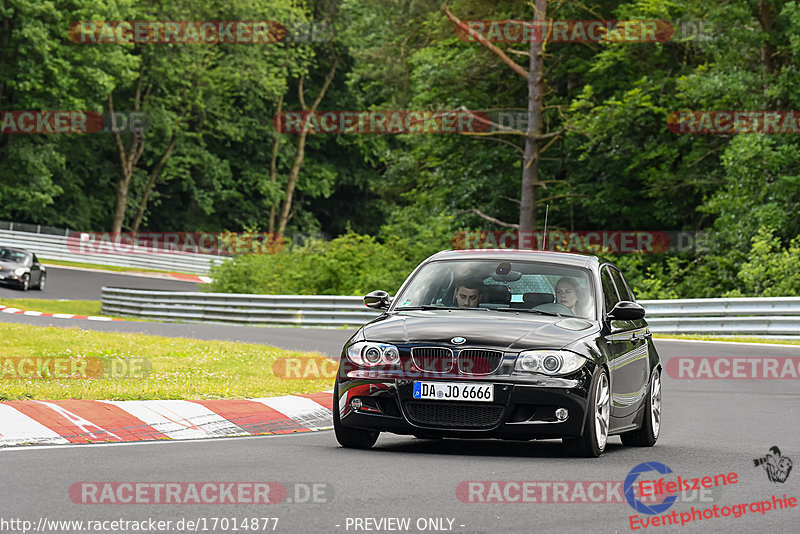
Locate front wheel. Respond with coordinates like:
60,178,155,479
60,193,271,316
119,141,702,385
19,274,29,291
333,383,379,449
563,367,610,458
35,272,46,291
621,367,661,447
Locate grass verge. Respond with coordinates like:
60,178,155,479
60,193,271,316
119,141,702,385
0,323,334,401
0,298,103,316
653,334,800,346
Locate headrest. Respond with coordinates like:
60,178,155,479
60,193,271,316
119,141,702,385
482,285,511,304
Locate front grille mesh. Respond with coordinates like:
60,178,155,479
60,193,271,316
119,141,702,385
404,401,504,428
411,347,453,373
457,349,503,375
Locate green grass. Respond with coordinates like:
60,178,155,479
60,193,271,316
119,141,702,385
0,298,102,316
41,257,193,274
0,323,334,401
653,334,800,345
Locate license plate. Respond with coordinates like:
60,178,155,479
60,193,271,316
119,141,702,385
413,381,493,402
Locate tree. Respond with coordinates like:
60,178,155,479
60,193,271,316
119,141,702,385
443,1,549,231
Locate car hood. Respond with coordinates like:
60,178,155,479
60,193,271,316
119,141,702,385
361,309,599,351
0,260,23,270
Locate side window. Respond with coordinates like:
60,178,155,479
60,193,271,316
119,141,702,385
610,268,632,302
600,266,620,313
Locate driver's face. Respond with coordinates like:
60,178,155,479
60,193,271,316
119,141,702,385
455,286,480,308
556,282,578,310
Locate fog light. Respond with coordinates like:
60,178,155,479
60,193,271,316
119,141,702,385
555,408,568,421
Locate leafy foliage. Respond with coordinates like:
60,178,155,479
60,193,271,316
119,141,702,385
3,0,800,297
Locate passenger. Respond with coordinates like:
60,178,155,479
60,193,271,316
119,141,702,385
555,277,583,316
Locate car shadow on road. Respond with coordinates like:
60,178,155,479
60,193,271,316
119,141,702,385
365,436,630,459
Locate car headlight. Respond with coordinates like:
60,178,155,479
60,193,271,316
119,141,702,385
346,341,401,367
14,267,26,276
514,350,587,376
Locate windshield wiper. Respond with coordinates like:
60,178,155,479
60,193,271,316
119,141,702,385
495,307,562,317
395,305,488,311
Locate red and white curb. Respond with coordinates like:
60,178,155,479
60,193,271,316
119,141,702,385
0,304,122,322
0,392,333,447
123,272,212,283
163,273,212,284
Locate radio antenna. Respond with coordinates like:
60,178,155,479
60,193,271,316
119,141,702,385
540,204,549,250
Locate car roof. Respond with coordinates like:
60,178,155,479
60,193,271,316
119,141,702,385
0,246,30,253
427,249,600,269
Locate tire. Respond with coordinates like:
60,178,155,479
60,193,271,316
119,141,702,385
19,274,29,291
35,272,46,291
333,383,379,449
620,367,661,447
563,367,610,458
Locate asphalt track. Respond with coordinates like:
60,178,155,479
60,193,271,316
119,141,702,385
1,270,799,533
0,266,199,300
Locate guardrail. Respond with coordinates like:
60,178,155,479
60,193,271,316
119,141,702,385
639,297,800,338
100,289,800,336
0,229,227,275
101,288,379,327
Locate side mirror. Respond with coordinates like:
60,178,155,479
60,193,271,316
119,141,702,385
364,290,391,310
608,301,646,320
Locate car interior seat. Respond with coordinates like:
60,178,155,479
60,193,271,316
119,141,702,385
481,285,511,307
512,292,555,309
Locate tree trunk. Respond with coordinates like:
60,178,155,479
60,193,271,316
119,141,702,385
130,131,179,233
518,0,546,232
268,93,284,234
277,59,338,236
110,91,145,233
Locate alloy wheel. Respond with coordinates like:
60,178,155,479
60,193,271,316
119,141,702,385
594,372,610,450
650,369,661,439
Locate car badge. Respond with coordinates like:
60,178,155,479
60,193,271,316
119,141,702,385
451,337,466,345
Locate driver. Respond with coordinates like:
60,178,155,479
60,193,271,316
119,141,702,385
453,279,483,308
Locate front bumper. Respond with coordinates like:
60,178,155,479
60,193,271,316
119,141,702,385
336,370,593,439
0,273,24,284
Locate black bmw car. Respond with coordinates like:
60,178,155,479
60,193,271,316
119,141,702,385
333,250,661,457
0,247,46,291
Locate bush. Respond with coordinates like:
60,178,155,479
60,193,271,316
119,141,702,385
726,227,800,297
206,214,457,296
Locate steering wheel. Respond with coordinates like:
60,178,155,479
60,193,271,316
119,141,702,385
534,303,573,315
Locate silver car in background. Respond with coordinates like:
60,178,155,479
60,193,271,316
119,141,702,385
0,247,46,291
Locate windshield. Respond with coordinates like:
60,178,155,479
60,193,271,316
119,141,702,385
0,248,29,265
392,259,595,320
